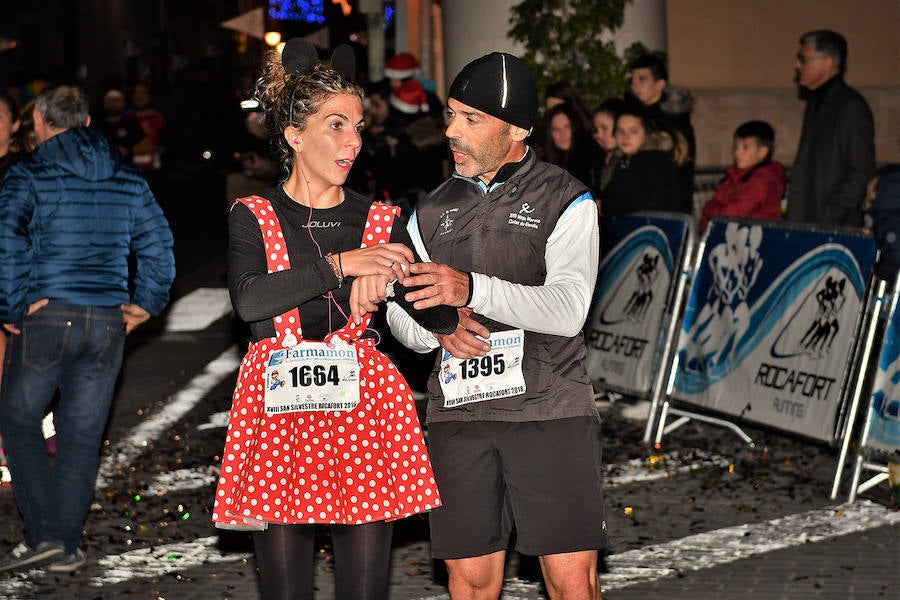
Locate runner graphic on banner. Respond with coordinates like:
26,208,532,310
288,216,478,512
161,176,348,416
673,219,877,442
585,214,689,394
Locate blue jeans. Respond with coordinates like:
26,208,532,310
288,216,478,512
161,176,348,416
0,302,126,553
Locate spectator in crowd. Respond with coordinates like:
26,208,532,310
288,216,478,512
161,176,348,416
384,51,444,120
531,80,594,161
592,96,626,196
599,99,685,216
92,88,153,166
385,51,605,600
865,165,900,283
127,82,165,174
786,29,875,227
0,85,175,573
542,101,603,193
223,109,281,209
386,78,448,214
699,120,786,231
346,78,396,200
0,91,25,486
544,80,594,133
0,91,23,184
628,54,696,214
211,39,455,600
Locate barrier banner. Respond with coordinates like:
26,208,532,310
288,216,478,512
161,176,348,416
673,219,877,442
585,213,690,395
864,281,900,454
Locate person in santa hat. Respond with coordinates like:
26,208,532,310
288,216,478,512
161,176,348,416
385,79,448,215
384,52,444,119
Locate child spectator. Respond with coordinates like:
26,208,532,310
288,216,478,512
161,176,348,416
599,100,686,216
699,120,786,231
592,96,626,195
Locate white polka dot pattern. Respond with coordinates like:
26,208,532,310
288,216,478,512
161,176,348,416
213,197,440,528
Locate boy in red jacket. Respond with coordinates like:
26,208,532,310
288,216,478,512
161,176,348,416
700,120,786,231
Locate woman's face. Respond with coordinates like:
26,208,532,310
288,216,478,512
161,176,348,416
592,111,616,151
615,114,646,156
550,112,573,152
292,93,364,190
0,101,20,154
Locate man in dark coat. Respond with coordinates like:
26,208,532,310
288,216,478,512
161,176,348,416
787,29,875,227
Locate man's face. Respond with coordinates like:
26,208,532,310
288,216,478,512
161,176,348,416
444,97,517,183
794,43,836,90
630,68,665,105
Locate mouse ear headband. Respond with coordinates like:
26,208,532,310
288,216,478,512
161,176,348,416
282,38,356,127
281,38,356,80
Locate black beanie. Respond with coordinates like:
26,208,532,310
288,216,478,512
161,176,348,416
448,52,538,132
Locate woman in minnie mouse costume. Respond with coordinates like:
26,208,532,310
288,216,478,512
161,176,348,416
212,39,457,600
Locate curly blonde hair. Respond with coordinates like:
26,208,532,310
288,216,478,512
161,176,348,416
254,49,364,177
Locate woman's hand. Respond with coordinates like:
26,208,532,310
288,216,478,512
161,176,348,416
338,243,413,282
349,274,395,325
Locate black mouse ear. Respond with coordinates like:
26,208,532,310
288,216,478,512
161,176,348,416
282,38,319,76
330,44,356,80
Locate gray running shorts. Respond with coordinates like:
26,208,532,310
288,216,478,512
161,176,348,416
426,416,608,559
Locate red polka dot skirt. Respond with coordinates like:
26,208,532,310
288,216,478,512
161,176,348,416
213,197,441,528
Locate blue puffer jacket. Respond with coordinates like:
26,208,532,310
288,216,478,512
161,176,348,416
0,127,175,323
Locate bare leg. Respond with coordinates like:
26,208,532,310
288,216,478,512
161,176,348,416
445,550,506,600
540,549,602,600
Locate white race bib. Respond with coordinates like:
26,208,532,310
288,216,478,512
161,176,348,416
439,329,526,408
264,339,360,415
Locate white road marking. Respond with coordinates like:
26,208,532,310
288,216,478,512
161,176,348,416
404,500,900,599
163,287,232,332
95,346,241,489
602,500,900,590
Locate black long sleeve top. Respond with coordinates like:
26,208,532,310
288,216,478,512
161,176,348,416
228,185,456,343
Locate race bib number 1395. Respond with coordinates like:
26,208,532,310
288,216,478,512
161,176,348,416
439,328,526,408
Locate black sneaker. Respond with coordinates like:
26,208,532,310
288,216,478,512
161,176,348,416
0,541,65,572
47,548,87,573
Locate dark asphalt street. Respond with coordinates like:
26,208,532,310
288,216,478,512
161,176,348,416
0,161,897,599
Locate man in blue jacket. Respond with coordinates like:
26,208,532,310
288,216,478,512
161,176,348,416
0,85,175,573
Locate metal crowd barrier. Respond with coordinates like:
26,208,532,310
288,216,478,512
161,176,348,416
583,211,694,442
848,271,900,502
590,215,890,500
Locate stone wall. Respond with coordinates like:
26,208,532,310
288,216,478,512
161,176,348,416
689,86,900,168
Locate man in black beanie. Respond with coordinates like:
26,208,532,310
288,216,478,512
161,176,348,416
385,52,606,599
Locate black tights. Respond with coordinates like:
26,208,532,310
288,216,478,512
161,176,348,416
253,521,393,600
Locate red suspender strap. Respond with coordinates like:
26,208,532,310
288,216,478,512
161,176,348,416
235,195,302,346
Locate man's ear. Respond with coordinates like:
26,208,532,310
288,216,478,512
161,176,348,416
654,78,667,97
509,125,531,142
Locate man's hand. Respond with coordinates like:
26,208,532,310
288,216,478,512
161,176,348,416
403,262,470,310
121,304,151,334
436,308,492,359
3,298,50,335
